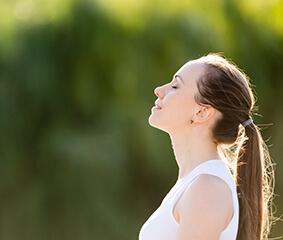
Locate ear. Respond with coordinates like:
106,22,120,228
192,105,216,124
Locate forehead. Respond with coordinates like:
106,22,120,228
175,60,206,86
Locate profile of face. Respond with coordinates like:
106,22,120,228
148,60,218,134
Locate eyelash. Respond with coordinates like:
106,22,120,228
171,85,178,89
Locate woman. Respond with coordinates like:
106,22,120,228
139,53,275,240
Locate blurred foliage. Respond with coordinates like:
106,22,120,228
0,0,282,239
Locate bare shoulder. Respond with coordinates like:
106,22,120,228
176,174,233,240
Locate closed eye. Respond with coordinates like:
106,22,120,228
171,85,178,89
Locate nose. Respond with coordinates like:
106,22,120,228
154,86,163,98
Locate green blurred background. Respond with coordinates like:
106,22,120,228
0,0,282,239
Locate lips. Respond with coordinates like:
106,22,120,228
154,101,162,109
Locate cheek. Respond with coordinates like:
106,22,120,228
175,104,192,121
166,95,194,118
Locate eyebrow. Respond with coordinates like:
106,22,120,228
174,74,185,85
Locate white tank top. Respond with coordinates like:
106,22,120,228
138,159,239,240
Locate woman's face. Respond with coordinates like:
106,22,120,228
148,60,206,133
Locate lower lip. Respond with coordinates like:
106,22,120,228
152,106,162,110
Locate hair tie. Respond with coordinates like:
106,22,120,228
241,117,253,127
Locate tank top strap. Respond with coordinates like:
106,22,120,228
169,160,237,207
186,160,235,191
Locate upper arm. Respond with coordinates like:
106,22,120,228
177,174,233,240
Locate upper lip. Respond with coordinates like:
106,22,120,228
154,100,162,109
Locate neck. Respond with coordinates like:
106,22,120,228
169,127,222,181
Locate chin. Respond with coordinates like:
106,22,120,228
148,114,160,127
148,116,169,133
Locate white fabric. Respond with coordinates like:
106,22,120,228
138,159,239,240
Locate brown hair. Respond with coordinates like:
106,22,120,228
194,53,276,239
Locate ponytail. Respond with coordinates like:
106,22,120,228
236,122,275,240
